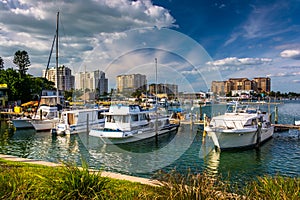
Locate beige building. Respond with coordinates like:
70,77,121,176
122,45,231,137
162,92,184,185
211,77,271,95
74,70,108,95
149,83,178,97
42,65,74,91
116,74,147,95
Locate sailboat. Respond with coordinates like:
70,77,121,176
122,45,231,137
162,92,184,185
31,12,62,131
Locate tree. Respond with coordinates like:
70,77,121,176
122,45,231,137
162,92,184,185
13,50,31,77
0,56,4,69
0,68,20,101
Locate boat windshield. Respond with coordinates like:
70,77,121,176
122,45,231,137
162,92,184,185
106,115,129,123
226,104,258,114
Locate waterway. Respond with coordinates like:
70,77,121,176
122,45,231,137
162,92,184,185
0,100,299,183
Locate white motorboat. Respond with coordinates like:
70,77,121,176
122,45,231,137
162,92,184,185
204,103,274,150
30,105,60,131
89,104,179,144
54,107,108,135
11,117,34,129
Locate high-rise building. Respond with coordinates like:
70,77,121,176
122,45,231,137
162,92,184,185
74,70,108,95
116,74,147,95
253,77,271,93
42,65,74,91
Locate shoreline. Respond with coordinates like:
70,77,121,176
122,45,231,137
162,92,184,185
0,154,161,187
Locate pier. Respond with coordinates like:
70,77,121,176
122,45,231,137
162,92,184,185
272,124,300,132
0,111,24,120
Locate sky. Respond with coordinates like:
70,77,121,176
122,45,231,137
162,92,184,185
1,0,300,93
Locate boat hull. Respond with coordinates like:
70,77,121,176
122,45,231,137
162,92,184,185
31,119,58,131
205,126,274,150
90,124,179,144
57,121,105,135
11,118,33,129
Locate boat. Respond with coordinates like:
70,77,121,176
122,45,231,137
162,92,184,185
10,117,34,129
89,104,179,144
30,105,60,131
204,102,274,150
54,107,108,135
11,96,62,130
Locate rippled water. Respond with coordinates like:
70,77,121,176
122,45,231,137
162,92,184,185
0,100,299,183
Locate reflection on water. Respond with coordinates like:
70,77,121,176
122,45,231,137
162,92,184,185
0,101,299,182
85,125,197,175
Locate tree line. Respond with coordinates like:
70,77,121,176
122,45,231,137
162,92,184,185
0,51,55,104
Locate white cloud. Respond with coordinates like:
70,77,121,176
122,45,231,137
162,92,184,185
206,57,272,66
280,49,300,60
0,0,176,75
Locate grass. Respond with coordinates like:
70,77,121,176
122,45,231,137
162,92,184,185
0,158,299,199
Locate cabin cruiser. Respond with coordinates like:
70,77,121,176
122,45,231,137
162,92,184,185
54,107,109,135
89,104,179,144
204,103,274,150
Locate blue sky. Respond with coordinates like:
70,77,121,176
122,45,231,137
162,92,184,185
1,0,300,93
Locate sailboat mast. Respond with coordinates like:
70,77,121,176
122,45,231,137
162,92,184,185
56,12,59,104
155,58,158,137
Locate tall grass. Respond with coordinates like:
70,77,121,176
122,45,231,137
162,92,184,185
244,175,300,200
39,160,110,199
154,169,242,200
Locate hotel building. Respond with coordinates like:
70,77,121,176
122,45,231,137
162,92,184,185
211,77,271,95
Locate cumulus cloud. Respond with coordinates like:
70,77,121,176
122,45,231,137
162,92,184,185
206,57,272,66
280,49,300,60
0,0,176,75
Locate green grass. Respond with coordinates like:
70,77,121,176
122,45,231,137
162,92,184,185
0,158,299,199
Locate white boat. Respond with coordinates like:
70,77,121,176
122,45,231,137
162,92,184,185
11,117,34,129
30,105,60,131
54,107,108,135
204,103,274,150
294,120,300,126
89,104,179,144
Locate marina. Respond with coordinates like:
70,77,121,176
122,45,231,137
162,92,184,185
0,100,299,184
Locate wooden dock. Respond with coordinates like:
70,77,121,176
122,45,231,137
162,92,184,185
272,124,300,132
0,111,24,120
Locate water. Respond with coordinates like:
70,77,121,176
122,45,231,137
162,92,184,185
1,100,299,183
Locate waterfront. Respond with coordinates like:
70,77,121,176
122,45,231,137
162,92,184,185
0,100,299,183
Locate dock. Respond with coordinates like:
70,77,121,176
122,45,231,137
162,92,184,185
272,124,300,132
0,111,24,120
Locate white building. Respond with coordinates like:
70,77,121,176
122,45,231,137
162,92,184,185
74,70,108,95
116,74,147,95
42,65,74,91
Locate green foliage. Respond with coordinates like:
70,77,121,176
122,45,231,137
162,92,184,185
13,50,31,77
1,159,300,200
0,68,55,102
0,68,20,101
0,159,160,199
